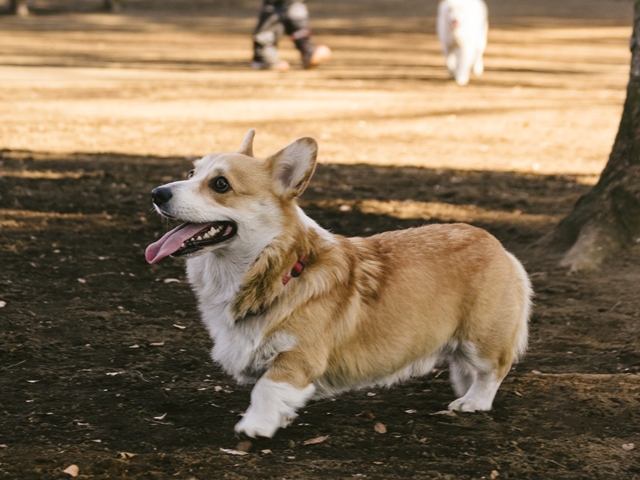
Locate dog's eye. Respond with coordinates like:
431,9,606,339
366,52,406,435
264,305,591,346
211,176,231,193
188,170,195,179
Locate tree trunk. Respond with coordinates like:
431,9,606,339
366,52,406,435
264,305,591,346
541,1,640,272
10,0,29,16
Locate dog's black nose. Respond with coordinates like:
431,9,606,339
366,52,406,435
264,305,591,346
151,187,173,206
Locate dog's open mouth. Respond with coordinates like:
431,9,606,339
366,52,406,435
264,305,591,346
145,221,237,264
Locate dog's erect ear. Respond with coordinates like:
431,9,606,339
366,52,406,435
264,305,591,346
267,137,318,198
238,129,256,157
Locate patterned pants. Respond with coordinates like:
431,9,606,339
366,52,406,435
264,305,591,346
253,0,316,65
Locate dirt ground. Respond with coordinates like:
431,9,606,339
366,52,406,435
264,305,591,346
1,0,640,478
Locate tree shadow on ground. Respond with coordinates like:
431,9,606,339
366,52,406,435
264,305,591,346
1,150,639,480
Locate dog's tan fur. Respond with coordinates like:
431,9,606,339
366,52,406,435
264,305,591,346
148,130,532,438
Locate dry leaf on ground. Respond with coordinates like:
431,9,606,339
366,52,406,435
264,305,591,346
220,448,249,456
63,465,79,477
303,435,329,445
490,470,500,479
374,422,387,434
432,410,456,416
622,443,635,451
118,452,136,459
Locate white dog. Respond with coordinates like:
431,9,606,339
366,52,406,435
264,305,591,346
437,0,488,86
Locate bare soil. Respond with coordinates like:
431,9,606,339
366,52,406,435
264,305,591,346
1,1,639,479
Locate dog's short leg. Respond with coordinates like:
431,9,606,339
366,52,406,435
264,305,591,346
447,367,503,412
449,358,476,397
234,373,315,438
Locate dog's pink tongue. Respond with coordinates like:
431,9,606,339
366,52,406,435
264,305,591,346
145,223,209,264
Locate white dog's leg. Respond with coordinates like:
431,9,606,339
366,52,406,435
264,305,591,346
446,50,458,78
454,47,474,86
472,49,484,76
235,376,315,438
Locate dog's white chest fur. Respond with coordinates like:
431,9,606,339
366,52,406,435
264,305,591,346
186,253,297,385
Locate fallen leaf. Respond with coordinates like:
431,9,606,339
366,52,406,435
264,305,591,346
129,344,139,349
118,452,136,459
214,386,223,392
303,435,329,445
490,470,500,479
163,278,180,284
374,422,387,434
27,380,38,383
77,278,86,284
106,372,121,376
366,392,376,397
432,410,456,416
92,439,102,443
531,370,543,375
173,324,186,330
622,443,635,451
405,409,417,414
150,341,165,346
0,301,5,308
373,461,384,465
0,444,7,448
261,449,272,454
513,390,523,397
153,413,167,420
63,464,79,477
419,437,427,443
220,448,248,456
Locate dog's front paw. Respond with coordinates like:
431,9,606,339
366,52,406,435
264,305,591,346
448,397,492,412
234,408,293,439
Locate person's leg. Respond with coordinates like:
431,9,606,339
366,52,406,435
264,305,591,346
252,1,290,71
282,0,331,69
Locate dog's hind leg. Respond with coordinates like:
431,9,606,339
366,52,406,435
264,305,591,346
449,357,476,397
447,346,509,413
446,342,510,412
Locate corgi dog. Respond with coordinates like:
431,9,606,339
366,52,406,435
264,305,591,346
146,130,532,439
437,0,488,86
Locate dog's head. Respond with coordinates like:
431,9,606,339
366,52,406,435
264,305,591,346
145,129,318,264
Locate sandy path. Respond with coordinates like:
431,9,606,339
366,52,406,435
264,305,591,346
0,0,633,176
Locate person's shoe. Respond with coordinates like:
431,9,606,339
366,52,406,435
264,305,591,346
251,60,290,72
303,45,331,69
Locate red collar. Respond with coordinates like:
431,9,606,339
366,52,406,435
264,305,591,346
282,256,306,285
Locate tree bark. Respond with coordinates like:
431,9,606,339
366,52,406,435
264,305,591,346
541,1,640,272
